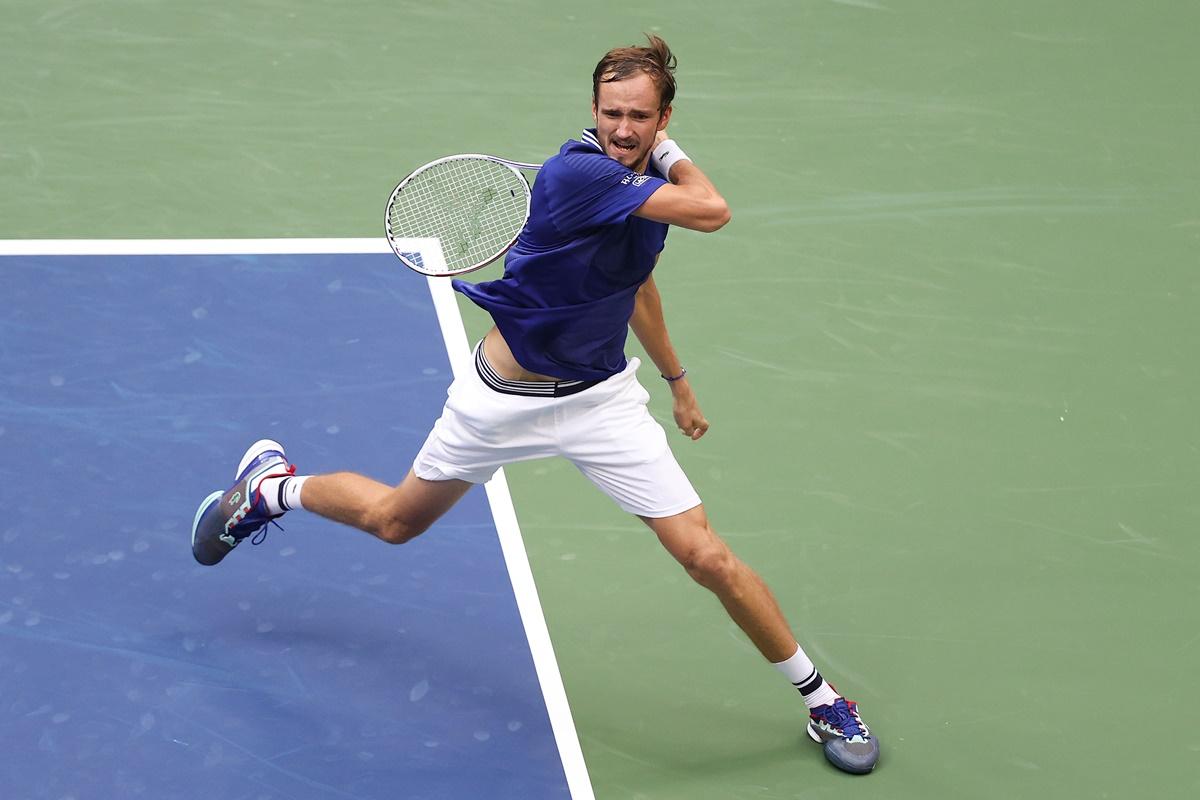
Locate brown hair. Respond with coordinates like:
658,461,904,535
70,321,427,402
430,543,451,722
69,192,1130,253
592,34,677,114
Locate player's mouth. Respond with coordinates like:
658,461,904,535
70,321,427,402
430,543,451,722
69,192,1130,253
610,139,638,158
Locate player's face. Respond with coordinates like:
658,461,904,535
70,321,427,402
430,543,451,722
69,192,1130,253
592,72,671,172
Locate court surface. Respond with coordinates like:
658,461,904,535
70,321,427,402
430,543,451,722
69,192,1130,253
0,243,584,799
2,2,1199,798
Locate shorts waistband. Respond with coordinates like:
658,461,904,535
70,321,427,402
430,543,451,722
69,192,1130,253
475,342,602,398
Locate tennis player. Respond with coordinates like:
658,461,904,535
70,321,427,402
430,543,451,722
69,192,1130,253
192,34,878,775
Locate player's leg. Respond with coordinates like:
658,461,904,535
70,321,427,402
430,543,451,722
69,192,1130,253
296,468,472,544
190,437,473,565
192,344,547,565
637,503,839,706
560,362,879,773
642,502,879,773
639,504,797,661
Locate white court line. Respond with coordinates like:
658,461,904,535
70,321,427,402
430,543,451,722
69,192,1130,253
0,238,392,255
423,271,596,800
0,238,596,800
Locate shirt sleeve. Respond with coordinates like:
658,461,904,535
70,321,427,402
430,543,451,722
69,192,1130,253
544,151,668,235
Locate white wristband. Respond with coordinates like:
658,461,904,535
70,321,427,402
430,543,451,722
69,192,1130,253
651,138,691,179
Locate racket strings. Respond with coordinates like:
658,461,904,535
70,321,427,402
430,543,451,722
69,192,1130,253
387,158,529,275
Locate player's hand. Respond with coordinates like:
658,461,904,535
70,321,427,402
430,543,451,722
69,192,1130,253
654,128,670,148
671,385,709,441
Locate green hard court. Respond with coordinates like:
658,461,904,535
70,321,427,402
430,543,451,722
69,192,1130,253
3,1,1198,797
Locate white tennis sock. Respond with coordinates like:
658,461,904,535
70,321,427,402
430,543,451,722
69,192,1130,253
772,643,841,709
258,475,308,515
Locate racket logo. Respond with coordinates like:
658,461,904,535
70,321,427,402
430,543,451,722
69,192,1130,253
459,187,500,256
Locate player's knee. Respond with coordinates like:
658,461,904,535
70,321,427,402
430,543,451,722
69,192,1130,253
374,517,428,545
684,543,738,593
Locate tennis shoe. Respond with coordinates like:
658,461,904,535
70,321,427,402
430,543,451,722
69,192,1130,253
191,439,294,566
807,697,879,775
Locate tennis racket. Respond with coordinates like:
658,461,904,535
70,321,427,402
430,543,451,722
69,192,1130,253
385,154,542,277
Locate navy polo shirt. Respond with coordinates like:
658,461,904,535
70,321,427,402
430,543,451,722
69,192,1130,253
453,129,669,380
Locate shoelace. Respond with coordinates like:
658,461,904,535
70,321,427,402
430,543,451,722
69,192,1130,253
246,464,296,546
250,517,285,546
818,699,865,739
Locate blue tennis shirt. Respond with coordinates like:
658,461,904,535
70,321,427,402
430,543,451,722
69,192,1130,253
453,129,669,381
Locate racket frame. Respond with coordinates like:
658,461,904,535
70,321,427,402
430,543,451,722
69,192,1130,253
384,154,543,277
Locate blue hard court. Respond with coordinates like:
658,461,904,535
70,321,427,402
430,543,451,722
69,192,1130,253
0,252,570,799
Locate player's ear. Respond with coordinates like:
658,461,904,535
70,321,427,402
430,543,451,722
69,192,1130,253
657,105,672,131
591,101,599,125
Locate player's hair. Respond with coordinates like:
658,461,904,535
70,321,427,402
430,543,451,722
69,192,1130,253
592,34,678,114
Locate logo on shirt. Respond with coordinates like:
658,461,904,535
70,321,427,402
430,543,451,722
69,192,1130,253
621,173,652,187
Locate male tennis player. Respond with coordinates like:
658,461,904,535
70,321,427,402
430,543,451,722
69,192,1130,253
191,35,878,775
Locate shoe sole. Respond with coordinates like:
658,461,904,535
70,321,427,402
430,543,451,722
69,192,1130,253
823,737,879,774
191,490,223,562
808,722,879,774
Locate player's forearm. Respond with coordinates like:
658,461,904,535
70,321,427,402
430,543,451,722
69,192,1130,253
630,276,685,382
667,158,719,194
632,134,731,232
663,160,730,231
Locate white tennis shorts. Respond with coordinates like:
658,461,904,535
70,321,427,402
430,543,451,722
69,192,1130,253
412,355,701,518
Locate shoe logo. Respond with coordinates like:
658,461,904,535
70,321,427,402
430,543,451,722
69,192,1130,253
229,490,242,505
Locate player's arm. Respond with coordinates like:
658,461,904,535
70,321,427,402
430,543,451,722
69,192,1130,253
633,130,731,233
630,272,709,441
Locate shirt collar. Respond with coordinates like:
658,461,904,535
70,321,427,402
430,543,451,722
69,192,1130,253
580,128,602,152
